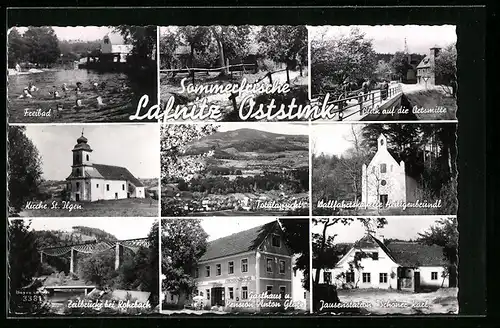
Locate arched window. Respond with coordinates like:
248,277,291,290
86,154,89,161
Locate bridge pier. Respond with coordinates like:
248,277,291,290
70,248,77,274
40,251,45,264
115,243,124,270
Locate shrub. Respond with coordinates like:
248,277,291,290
78,250,118,288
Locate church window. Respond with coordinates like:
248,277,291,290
76,182,80,189
381,180,387,186
122,184,125,190
104,37,109,44
380,139,384,146
86,154,89,161
76,154,80,162
390,165,393,172
380,163,387,173
76,168,81,176
96,184,99,188
106,184,110,191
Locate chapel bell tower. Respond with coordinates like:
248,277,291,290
378,134,388,151
72,130,93,178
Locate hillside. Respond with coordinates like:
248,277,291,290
33,226,118,249
184,128,309,156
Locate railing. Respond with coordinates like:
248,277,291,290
312,84,403,121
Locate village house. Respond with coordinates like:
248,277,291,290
416,46,442,86
315,233,450,292
361,134,418,205
66,132,145,202
169,221,296,312
100,34,133,63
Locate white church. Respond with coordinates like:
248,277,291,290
66,132,145,202
361,134,417,205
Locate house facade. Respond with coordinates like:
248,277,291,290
315,234,450,292
292,254,310,311
100,35,133,63
66,133,145,202
192,221,295,312
362,134,409,205
417,46,441,86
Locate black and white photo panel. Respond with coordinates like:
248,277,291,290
160,217,310,315
309,25,457,121
7,124,160,217
8,217,160,316
160,123,310,217
312,123,457,216
7,26,158,123
311,216,458,315
158,25,309,122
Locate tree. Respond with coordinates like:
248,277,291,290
389,51,412,81
211,25,252,75
434,43,457,85
161,219,208,306
159,30,179,69
8,126,44,216
8,220,43,313
375,60,393,81
160,124,219,185
278,219,310,290
258,25,308,74
177,26,213,68
8,28,27,68
418,217,458,287
311,27,377,94
113,26,157,60
78,250,118,288
23,27,61,66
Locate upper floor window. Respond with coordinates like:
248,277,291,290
372,252,379,260
271,234,281,248
205,266,210,277
194,267,199,278
279,260,285,274
216,264,221,276
241,259,248,273
380,163,387,173
266,258,273,272
228,261,234,274
86,154,89,161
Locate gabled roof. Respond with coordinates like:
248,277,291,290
352,234,398,263
386,242,447,267
91,164,144,187
199,221,281,262
417,56,431,69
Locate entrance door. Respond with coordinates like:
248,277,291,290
127,192,130,198
115,193,118,199
414,271,421,292
211,287,225,307
380,194,388,205
75,193,80,201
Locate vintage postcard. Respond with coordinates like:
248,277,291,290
8,217,159,316
7,26,158,123
160,123,309,216
156,25,309,122
160,217,310,314
7,125,160,217
309,25,457,121
312,123,458,216
312,217,458,315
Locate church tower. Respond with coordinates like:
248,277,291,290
69,131,93,201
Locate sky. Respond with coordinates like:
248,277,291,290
309,25,457,54
311,123,362,157
200,217,277,241
23,124,160,181
17,217,156,240
311,216,446,243
217,122,309,136
11,26,125,43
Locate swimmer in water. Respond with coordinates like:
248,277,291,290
92,82,99,91
50,86,61,99
75,82,83,96
74,98,84,109
55,103,63,118
18,88,33,99
28,82,38,93
96,95,105,108
62,83,69,92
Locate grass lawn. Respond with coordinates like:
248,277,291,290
335,288,458,315
19,198,159,217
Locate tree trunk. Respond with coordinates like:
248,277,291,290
314,222,329,288
177,290,188,307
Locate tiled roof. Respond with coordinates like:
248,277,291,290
92,164,144,187
386,242,447,267
199,221,278,262
353,234,398,263
417,56,431,69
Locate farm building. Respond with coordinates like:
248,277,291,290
66,132,145,202
314,233,450,292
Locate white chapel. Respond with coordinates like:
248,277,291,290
66,132,145,202
361,134,411,205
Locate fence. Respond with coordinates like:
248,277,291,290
312,84,403,121
160,62,296,87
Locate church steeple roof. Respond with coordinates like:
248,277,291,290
72,130,93,152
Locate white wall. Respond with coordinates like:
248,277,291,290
130,185,145,198
317,246,399,290
292,267,309,310
419,266,449,288
102,180,128,200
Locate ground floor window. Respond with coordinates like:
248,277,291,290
323,272,332,284
266,285,273,295
379,273,388,283
279,286,286,299
241,286,248,299
362,272,371,283
206,289,210,300
346,271,355,283
431,272,438,280
228,287,234,300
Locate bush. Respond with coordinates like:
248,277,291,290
78,250,118,288
38,262,56,275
